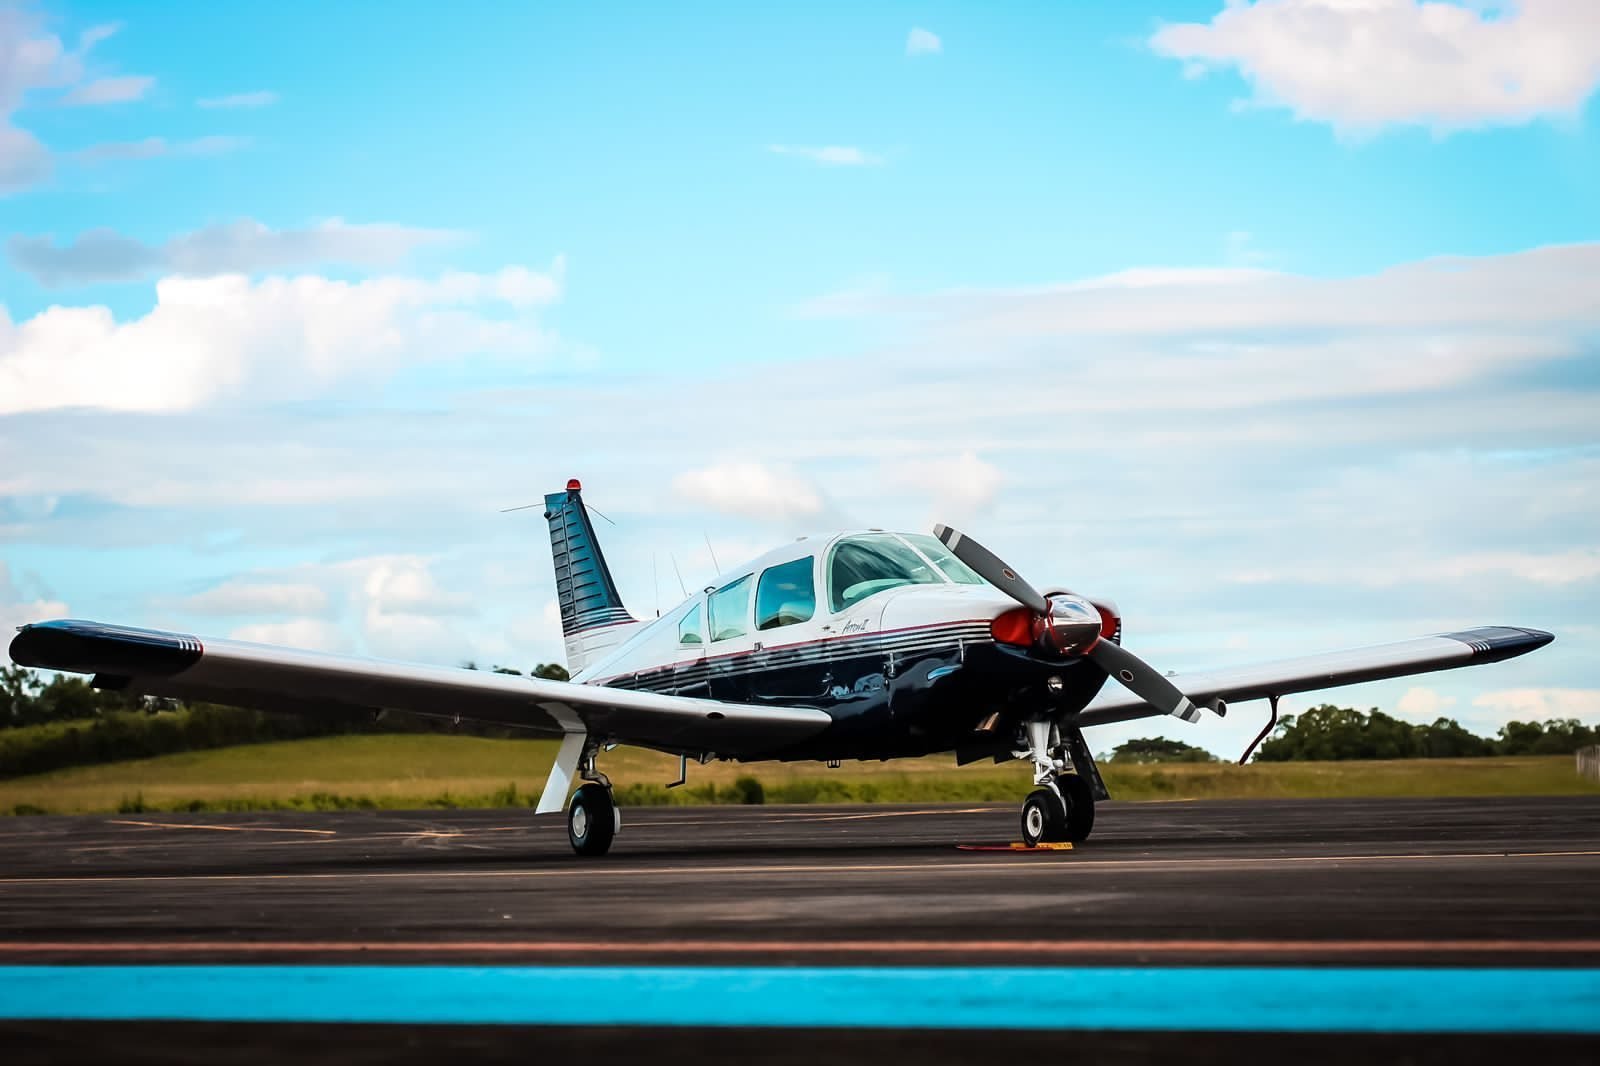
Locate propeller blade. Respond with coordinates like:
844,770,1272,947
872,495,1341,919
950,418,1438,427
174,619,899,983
932,524,1050,614
1088,639,1203,723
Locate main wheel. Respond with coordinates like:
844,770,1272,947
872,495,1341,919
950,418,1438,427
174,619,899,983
1021,788,1067,848
1058,772,1096,843
567,783,619,856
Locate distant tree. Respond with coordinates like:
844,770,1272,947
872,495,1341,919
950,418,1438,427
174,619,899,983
1414,717,1494,758
533,663,570,681
491,666,523,675
1,665,41,726
1109,737,1219,763
1497,718,1600,755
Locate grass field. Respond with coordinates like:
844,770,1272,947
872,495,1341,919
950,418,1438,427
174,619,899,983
2,734,1597,815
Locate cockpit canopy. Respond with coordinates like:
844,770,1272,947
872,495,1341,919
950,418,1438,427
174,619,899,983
827,532,984,612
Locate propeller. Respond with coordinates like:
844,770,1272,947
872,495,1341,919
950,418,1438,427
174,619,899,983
933,523,1204,724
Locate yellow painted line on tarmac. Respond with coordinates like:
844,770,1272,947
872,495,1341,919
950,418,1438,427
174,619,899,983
1,848,1597,887
107,820,337,836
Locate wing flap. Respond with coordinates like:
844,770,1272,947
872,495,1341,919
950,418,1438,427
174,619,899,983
9,619,830,755
1077,626,1554,727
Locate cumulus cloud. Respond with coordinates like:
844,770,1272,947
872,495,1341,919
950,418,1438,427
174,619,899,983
0,14,162,193
177,556,480,663
230,618,352,653
906,27,942,56
182,581,330,616
0,563,67,655
1151,0,1600,135
885,451,1003,525
11,218,465,286
197,90,277,109
768,144,883,166
672,462,827,524
1395,686,1459,721
61,74,153,106
0,260,564,414
1473,688,1600,721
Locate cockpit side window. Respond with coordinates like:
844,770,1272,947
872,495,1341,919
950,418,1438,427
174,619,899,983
756,556,816,631
707,575,753,642
827,534,946,612
677,602,704,645
901,534,986,586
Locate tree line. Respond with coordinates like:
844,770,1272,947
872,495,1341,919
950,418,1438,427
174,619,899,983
0,662,567,779
1109,705,1599,763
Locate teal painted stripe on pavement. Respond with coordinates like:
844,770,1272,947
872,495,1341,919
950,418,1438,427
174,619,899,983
1,966,1598,1033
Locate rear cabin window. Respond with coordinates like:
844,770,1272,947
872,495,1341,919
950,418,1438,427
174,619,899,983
707,575,753,642
827,534,946,612
677,603,704,645
755,556,816,631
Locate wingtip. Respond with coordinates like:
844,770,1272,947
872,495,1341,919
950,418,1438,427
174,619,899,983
1441,625,1555,662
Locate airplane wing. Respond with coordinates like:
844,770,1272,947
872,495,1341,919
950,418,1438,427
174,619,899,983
1076,626,1554,727
7,619,830,756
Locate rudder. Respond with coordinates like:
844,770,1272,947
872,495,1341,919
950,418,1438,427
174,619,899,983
544,478,640,672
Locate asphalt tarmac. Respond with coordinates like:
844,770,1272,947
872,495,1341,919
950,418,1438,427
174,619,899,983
1,796,1598,1062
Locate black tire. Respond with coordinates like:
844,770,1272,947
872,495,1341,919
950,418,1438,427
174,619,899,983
1021,788,1066,848
1058,772,1096,843
567,783,618,857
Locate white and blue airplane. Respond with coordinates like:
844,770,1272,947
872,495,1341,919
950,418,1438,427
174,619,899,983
9,478,1554,855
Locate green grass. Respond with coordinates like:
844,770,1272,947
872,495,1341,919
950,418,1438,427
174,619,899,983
1,733,1595,815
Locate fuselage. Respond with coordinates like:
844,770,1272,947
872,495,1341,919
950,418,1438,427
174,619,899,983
577,530,1115,762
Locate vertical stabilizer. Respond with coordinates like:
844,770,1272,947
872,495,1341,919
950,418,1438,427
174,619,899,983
544,479,640,672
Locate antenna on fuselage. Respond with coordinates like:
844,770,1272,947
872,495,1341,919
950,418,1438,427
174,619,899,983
670,554,688,597
652,553,660,618
703,533,721,575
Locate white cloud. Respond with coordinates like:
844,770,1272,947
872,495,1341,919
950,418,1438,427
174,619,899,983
182,581,330,616
672,462,827,524
230,618,352,654
10,218,466,286
1473,688,1600,721
1395,686,1458,721
1152,0,1600,135
906,27,942,56
0,14,161,193
74,135,247,163
0,563,67,656
1230,548,1600,588
61,74,153,106
197,90,277,110
886,451,1003,526
0,124,50,194
768,144,883,166
0,261,564,414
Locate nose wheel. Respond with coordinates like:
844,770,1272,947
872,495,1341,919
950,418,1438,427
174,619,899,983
1018,720,1097,847
1020,775,1094,847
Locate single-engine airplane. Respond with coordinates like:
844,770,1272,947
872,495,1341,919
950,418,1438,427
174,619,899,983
10,478,1554,855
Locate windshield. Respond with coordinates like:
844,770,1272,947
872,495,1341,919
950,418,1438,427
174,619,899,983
901,534,986,586
827,534,947,612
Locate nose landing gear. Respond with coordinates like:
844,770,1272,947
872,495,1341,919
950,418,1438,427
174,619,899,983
1017,720,1098,847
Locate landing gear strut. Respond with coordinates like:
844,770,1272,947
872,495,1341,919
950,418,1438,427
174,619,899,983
565,740,620,857
1017,720,1096,847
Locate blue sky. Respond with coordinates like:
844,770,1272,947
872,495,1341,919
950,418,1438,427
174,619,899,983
2,0,1597,758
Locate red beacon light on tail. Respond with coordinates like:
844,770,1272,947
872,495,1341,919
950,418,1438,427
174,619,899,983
567,478,583,493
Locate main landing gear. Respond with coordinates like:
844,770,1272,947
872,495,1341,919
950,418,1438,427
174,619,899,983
566,740,620,857
1018,720,1095,848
